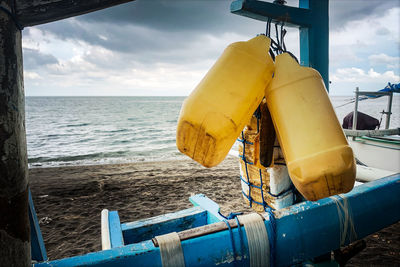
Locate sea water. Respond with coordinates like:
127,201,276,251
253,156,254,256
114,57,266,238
26,95,399,168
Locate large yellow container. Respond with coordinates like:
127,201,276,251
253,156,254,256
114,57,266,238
265,53,356,201
176,36,275,167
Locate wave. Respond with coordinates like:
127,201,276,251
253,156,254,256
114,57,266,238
28,150,130,163
65,123,90,127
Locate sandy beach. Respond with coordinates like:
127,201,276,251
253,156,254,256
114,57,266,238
29,157,399,265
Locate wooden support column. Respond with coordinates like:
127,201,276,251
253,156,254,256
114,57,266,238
0,0,30,266
0,0,135,265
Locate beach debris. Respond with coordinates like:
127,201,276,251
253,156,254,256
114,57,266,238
39,217,53,225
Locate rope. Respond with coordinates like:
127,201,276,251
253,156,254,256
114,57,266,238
238,213,270,267
223,220,239,266
265,17,299,63
235,216,245,261
330,195,357,247
0,5,23,30
241,131,253,207
156,232,185,267
263,208,276,267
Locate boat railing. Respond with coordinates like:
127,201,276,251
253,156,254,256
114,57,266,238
353,87,394,130
344,128,400,137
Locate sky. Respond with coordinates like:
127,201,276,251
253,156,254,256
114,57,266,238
22,0,400,96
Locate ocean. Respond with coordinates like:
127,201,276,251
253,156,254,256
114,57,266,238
26,95,400,168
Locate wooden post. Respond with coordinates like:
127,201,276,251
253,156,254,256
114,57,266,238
1,0,135,265
0,0,30,266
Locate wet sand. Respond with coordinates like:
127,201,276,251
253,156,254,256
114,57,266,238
29,157,399,265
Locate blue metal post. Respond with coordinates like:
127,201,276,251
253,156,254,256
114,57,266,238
230,0,329,91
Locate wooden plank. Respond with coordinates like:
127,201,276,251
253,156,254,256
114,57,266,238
15,0,135,27
108,211,124,248
152,219,241,247
0,0,30,265
101,209,111,250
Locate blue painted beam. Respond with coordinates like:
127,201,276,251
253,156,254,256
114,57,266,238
189,194,226,223
230,0,330,91
29,190,47,262
121,206,206,244
231,0,312,27
299,0,329,89
108,211,124,248
274,174,400,266
34,175,400,266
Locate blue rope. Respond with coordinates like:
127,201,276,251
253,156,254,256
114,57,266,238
237,138,253,145
0,6,23,30
241,190,274,208
223,220,238,266
239,175,262,189
235,217,245,261
241,131,253,207
239,155,254,165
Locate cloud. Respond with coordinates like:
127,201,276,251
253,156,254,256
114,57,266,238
24,71,42,80
332,67,399,83
21,0,400,96
330,0,399,30
330,67,400,95
368,53,400,69
22,48,59,70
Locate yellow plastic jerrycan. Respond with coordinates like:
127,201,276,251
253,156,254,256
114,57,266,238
177,35,275,167
265,53,355,201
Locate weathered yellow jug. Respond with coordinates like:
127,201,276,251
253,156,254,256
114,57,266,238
177,35,275,167
265,53,356,201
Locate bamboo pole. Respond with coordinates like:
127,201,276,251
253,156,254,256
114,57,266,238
0,1,30,266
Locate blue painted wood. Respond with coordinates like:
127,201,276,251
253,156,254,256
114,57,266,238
33,175,400,266
231,0,312,27
274,174,400,266
121,206,206,245
108,211,124,248
230,0,329,91
29,189,47,262
189,194,226,223
299,0,329,89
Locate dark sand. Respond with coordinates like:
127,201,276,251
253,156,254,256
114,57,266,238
29,157,399,265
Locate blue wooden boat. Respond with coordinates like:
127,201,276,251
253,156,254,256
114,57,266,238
31,175,400,266
29,0,400,266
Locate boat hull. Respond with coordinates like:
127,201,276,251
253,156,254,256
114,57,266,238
348,135,400,173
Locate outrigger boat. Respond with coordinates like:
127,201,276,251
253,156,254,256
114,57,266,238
342,83,400,174
16,0,396,266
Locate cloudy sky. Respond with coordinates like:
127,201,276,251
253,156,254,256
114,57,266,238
22,0,399,96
